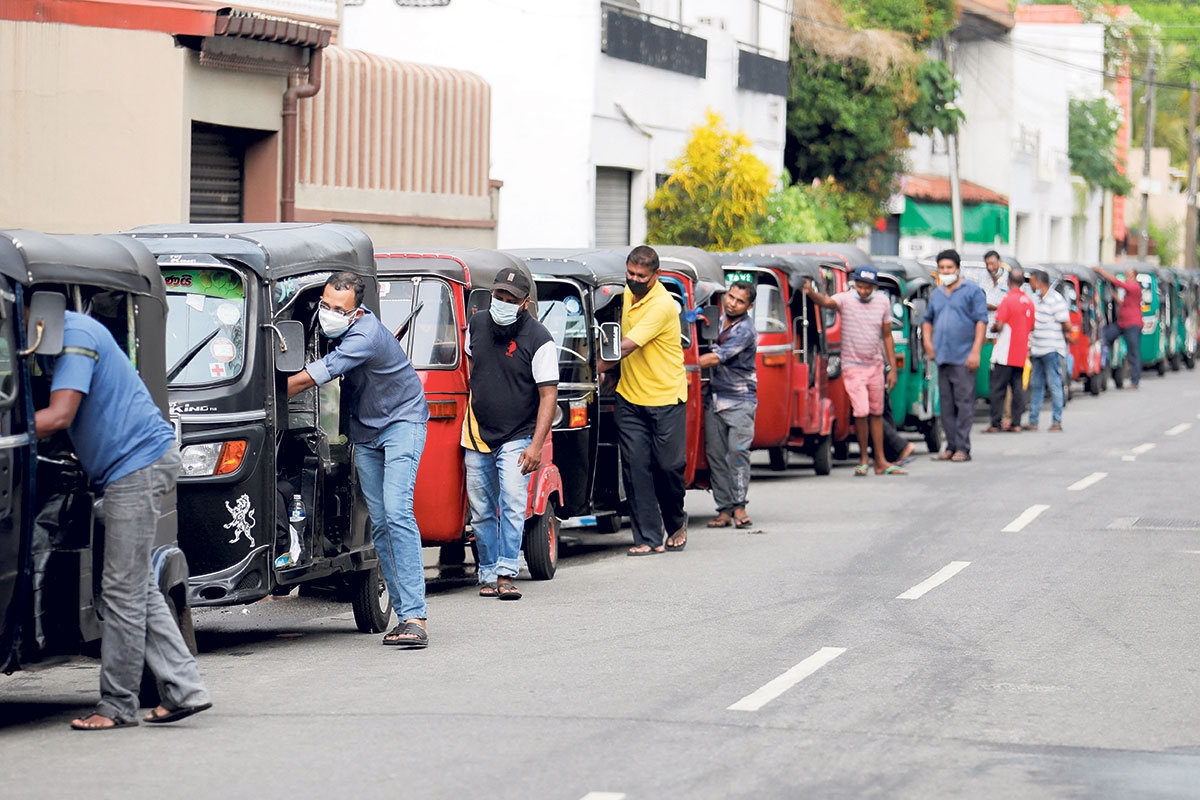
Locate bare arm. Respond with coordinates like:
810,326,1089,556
803,281,839,310
35,389,84,439
287,369,316,398
519,384,558,474
921,321,935,360
597,337,639,373
698,352,720,368
966,322,986,371
882,320,897,390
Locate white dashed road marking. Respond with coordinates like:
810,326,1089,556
580,794,626,800
1003,504,1051,533
1166,423,1192,436
1068,472,1108,492
897,561,971,600
1131,443,1156,454
727,647,847,712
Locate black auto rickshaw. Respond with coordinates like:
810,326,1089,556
125,224,390,633
0,230,193,674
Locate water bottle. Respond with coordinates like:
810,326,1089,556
288,494,306,529
275,495,306,569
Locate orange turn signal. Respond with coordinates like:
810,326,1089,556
762,354,788,366
569,401,587,428
215,440,247,476
895,354,906,370
428,400,457,420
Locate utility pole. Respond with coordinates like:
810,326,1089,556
1139,46,1156,260
1186,78,1198,270
945,36,964,252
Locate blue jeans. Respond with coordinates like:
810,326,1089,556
1028,351,1063,426
354,420,427,621
465,438,531,584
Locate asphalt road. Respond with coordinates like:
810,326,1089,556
5,371,1200,799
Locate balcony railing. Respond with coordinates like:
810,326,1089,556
601,4,706,79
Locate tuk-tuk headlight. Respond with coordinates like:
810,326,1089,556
180,440,248,477
551,404,565,428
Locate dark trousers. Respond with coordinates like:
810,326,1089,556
615,396,687,548
1103,323,1142,385
938,363,976,455
989,364,1025,428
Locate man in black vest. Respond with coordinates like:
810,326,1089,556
463,268,558,600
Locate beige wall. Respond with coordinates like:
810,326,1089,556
1127,147,1187,265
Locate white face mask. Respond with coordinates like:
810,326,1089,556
490,298,521,327
319,307,355,338
939,272,959,287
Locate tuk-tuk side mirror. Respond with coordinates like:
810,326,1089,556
697,307,720,341
22,291,66,357
269,320,307,373
598,321,623,362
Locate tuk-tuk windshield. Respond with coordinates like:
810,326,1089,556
163,268,248,386
536,280,591,384
379,278,459,369
1137,273,1154,311
724,268,785,334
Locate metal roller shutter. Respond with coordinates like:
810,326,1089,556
190,124,244,223
595,167,632,248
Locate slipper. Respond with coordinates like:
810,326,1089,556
665,535,687,551
983,426,1001,433
706,517,732,528
478,582,498,598
1002,425,1022,433
854,464,870,476
144,702,212,725
734,517,754,528
876,465,906,475
627,546,663,557
1048,424,1063,432
950,452,972,462
1021,424,1038,431
71,714,138,731
930,451,953,461
496,579,522,600
383,621,428,648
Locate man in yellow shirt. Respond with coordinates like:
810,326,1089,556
598,246,689,555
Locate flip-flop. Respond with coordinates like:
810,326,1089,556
876,465,907,475
707,517,732,528
950,452,972,462
144,702,212,725
71,714,138,731
930,451,954,461
734,517,754,528
854,464,870,476
627,546,663,556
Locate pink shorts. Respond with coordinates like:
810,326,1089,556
842,363,885,417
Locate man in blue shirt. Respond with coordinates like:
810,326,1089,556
37,311,210,730
922,249,988,462
287,272,431,647
697,282,757,531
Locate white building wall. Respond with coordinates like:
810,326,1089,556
341,0,789,248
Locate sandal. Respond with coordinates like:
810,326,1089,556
627,545,664,557
950,452,972,462
71,713,138,731
930,451,954,461
383,620,428,648
734,516,754,528
665,529,687,551
478,582,498,598
707,516,732,528
144,702,212,724
983,426,1001,433
496,578,522,600
854,463,870,476
876,465,906,475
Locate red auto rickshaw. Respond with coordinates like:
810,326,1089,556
717,253,835,473
1052,264,1106,395
373,249,564,580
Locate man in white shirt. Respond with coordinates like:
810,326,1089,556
1025,270,1071,432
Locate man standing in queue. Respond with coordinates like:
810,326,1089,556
1025,269,1071,432
804,266,905,476
287,272,431,647
598,245,689,555
698,281,758,529
36,309,211,730
1095,265,1144,389
462,268,558,600
986,268,1035,432
923,249,988,462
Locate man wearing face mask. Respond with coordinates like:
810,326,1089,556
1025,269,1071,432
287,272,431,647
804,266,904,476
462,268,558,599
922,249,988,462
597,245,688,555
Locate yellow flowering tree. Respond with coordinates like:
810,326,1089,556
646,111,773,251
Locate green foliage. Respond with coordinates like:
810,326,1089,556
760,173,861,244
645,111,773,251
1148,216,1181,266
908,59,965,137
1069,97,1133,195
837,0,957,44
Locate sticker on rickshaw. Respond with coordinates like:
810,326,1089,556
216,303,241,326
223,494,257,547
210,338,236,363
209,363,227,378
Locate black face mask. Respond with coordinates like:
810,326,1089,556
627,279,651,298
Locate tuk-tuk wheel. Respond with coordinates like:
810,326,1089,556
812,435,833,476
350,565,392,634
767,447,789,472
1169,353,1181,372
923,418,943,454
1112,366,1125,389
1186,353,1196,370
523,500,559,581
1157,359,1167,376
595,514,622,534
1086,373,1102,396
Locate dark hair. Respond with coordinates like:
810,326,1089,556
1030,269,1049,286
1008,268,1025,286
626,245,659,272
327,271,365,307
729,281,757,304
983,250,1001,261
935,249,961,268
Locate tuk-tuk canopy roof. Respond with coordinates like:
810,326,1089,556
872,257,934,296
374,249,527,289
127,223,376,282
1048,263,1098,286
716,252,824,288
652,246,727,285
0,230,166,304
506,249,629,286
739,242,868,270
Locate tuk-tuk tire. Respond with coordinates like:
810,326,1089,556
812,435,832,476
1112,366,1125,389
1186,353,1196,370
923,418,943,454
767,447,789,472
1169,353,1181,372
438,542,468,567
1156,359,1167,376
595,514,622,534
523,500,559,581
832,439,850,462
350,565,392,634
1086,373,1102,396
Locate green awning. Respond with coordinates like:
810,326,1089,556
899,200,1009,244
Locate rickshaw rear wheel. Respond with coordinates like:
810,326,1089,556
767,447,789,471
350,565,392,634
595,513,622,534
812,435,832,476
1169,353,1181,372
1086,373,1102,396
923,418,943,454
1157,359,1167,376
832,439,850,462
1112,365,1125,388
1186,353,1196,370
524,500,559,581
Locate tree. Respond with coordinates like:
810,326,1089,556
760,173,864,244
1069,96,1133,195
645,111,773,251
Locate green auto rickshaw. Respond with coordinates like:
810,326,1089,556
1131,265,1169,376
873,257,941,452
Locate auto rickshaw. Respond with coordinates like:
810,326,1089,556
1094,265,1131,387
1052,264,1106,395
126,224,390,633
372,249,564,580
1127,264,1170,376
1170,268,1200,369
872,257,943,451
1160,267,1192,371
716,253,836,473
0,230,193,674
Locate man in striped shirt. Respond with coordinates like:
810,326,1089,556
1026,270,1071,432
